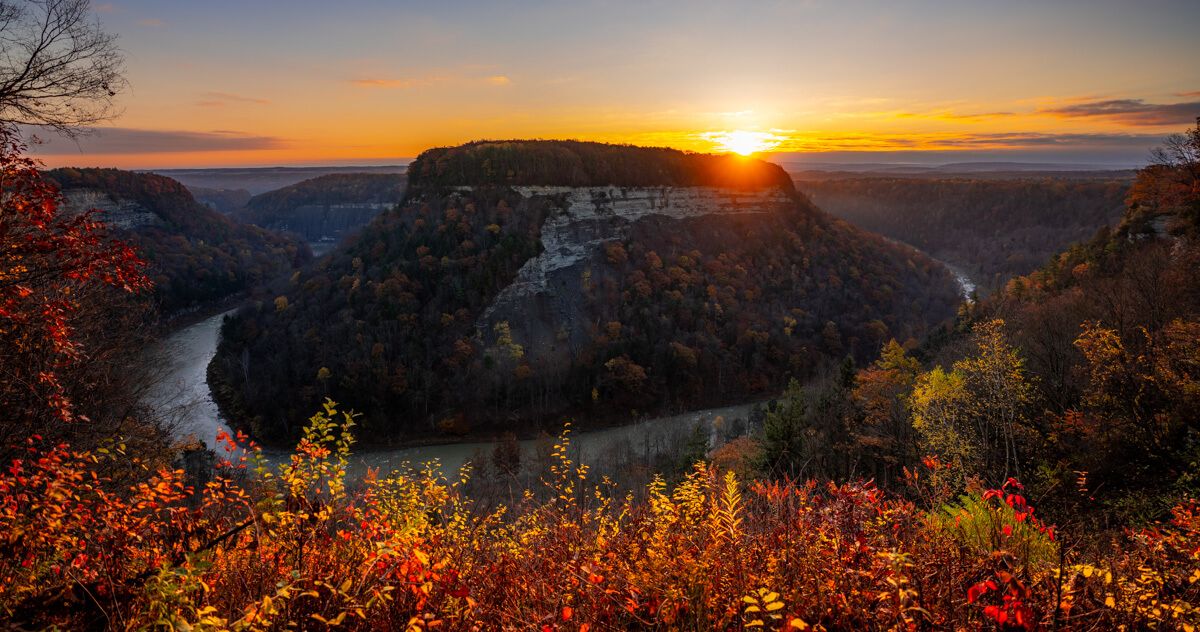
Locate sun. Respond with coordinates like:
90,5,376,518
706,130,783,156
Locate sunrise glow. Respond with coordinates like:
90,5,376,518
704,130,783,156
20,1,1198,169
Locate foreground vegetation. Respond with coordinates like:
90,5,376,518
1,403,1197,630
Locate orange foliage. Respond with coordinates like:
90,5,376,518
1,402,1196,630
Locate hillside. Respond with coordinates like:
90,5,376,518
797,176,1129,292
155,165,408,196
209,140,962,444
233,173,406,242
971,130,1200,518
188,185,251,214
47,168,310,314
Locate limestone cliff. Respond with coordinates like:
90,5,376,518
60,189,164,229
479,186,797,368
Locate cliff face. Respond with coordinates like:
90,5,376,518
479,186,796,368
46,168,308,313
211,141,963,444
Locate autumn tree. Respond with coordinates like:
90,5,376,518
0,132,148,443
1125,117,1200,237
1070,319,1200,495
910,319,1036,483
851,339,922,481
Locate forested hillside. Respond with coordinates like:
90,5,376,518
235,173,405,242
798,176,1128,292
408,139,796,188
47,168,310,313
209,141,962,444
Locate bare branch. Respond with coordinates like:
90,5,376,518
0,0,126,137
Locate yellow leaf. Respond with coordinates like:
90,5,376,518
1105,596,1116,608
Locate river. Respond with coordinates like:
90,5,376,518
142,252,973,478
141,311,757,477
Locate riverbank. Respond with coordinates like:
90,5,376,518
146,310,774,477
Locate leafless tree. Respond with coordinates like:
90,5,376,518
0,0,125,137
1150,117,1200,187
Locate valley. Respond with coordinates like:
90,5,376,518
147,309,763,478
208,141,963,445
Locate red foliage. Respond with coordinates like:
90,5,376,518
0,135,149,421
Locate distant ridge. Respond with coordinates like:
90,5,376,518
408,140,795,191
782,160,1138,178
154,165,409,195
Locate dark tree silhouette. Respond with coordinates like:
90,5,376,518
0,0,125,136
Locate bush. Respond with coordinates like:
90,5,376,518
2,401,1197,629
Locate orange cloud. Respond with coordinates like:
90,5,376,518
894,110,1017,122
486,75,512,86
137,18,164,27
1038,98,1199,126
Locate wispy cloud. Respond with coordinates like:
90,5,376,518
349,76,445,89
349,72,510,90
787,131,1168,152
196,91,271,108
635,128,1171,155
894,110,1018,122
94,3,116,13
26,127,287,154
1039,98,1200,126
137,18,164,27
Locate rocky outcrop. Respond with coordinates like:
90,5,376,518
479,185,796,366
60,189,163,229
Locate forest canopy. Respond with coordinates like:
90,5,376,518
408,140,797,190
798,176,1129,292
46,168,310,313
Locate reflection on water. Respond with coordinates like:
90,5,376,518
946,263,976,300
140,312,236,453
142,311,759,478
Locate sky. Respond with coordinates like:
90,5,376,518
27,0,1200,169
